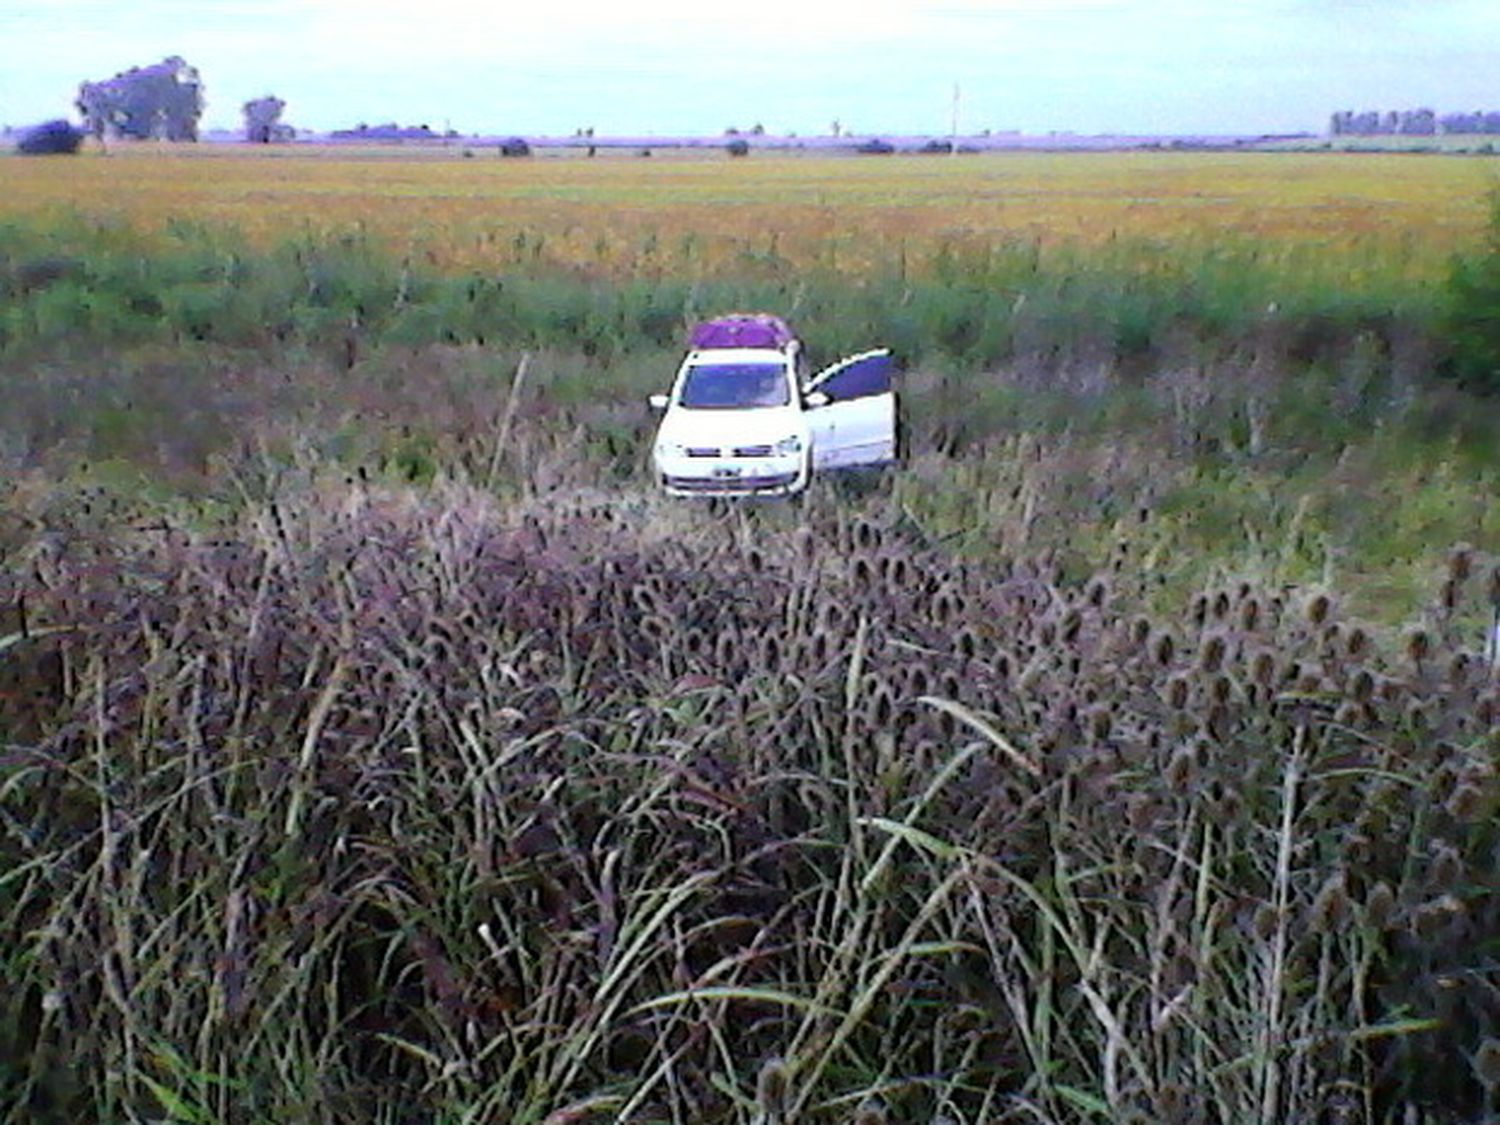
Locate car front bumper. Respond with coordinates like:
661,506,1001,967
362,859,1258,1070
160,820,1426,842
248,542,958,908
661,469,803,497
655,450,808,497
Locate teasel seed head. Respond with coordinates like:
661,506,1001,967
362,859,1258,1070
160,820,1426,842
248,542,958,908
992,651,1012,681
1060,606,1083,645
933,591,955,627
1156,1083,1187,1121
1474,1039,1500,1091
638,613,667,644
1412,894,1464,939
907,664,931,698
1438,577,1460,615
1211,589,1231,621
1447,542,1475,584
1363,881,1397,930
1340,831,1372,866
1344,626,1370,659
1197,632,1227,674
1238,596,1261,633
1211,673,1236,705
864,682,895,729
939,670,962,700
1208,778,1242,820
1190,593,1209,628
1085,575,1110,610
1130,615,1153,649
1166,744,1194,792
1164,674,1191,711
794,526,815,568
1250,649,1278,687
1350,667,1376,702
1016,658,1046,695
1404,627,1431,668
1205,703,1233,744
755,1056,790,1119
1305,592,1332,626
809,629,831,666
1087,706,1114,743
1318,622,1343,653
817,600,846,637
889,555,910,588
1310,872,1352,935
1447,651,1473,685
1429,841,1463,891
955,627,979,662
1251,902,1279,942
851,555,874,594
1446,782,1485,822
1151,629,1177,668
715,629,740,671
1296,668,1325,695
1333,701,1363,727
1127,794,1155,833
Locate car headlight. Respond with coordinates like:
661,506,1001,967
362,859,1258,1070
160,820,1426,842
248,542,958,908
773,435,803,456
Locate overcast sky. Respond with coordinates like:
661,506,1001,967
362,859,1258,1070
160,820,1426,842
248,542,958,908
2,0,1496,136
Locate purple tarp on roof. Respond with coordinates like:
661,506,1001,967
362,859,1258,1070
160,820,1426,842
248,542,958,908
690,314,795,350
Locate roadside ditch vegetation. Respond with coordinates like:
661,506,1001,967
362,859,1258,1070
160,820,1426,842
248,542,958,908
1,203,1498,1121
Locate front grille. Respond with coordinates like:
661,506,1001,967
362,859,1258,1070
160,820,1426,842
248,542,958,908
664,471,799,494
733,444,775,458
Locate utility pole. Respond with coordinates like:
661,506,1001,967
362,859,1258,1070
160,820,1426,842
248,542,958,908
951,83,961,156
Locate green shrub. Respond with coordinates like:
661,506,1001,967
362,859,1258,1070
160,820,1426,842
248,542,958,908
1441,191,1500,394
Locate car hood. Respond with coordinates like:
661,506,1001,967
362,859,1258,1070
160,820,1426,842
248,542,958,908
655,405,806,449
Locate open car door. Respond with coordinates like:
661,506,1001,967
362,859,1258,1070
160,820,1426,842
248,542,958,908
804,349,897,471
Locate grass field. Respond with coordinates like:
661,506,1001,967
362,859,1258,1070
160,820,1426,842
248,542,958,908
2,147,1499,1122
3,147,1493,280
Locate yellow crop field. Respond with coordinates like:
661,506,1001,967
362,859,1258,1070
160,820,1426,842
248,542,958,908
2,145,1493,281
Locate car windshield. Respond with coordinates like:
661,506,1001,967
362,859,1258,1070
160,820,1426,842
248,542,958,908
677,363,789,409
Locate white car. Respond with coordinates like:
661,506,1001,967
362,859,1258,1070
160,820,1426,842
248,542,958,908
649,316,898,497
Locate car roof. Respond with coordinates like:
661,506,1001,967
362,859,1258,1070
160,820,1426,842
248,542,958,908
689,314,796,350
684,348,794,366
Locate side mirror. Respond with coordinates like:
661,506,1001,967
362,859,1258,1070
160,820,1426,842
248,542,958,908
803,391,830,409
647,393,669,411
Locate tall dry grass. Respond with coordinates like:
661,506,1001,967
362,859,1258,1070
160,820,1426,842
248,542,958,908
2,474,1496,1122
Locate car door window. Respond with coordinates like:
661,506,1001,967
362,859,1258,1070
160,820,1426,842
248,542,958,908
810,350,892,402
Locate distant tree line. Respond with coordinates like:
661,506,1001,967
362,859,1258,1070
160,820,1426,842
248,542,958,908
1330,109,1500,137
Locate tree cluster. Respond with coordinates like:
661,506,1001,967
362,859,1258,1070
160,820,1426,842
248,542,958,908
243,96,294,144
1331,108,1500,136
77,56,204,141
